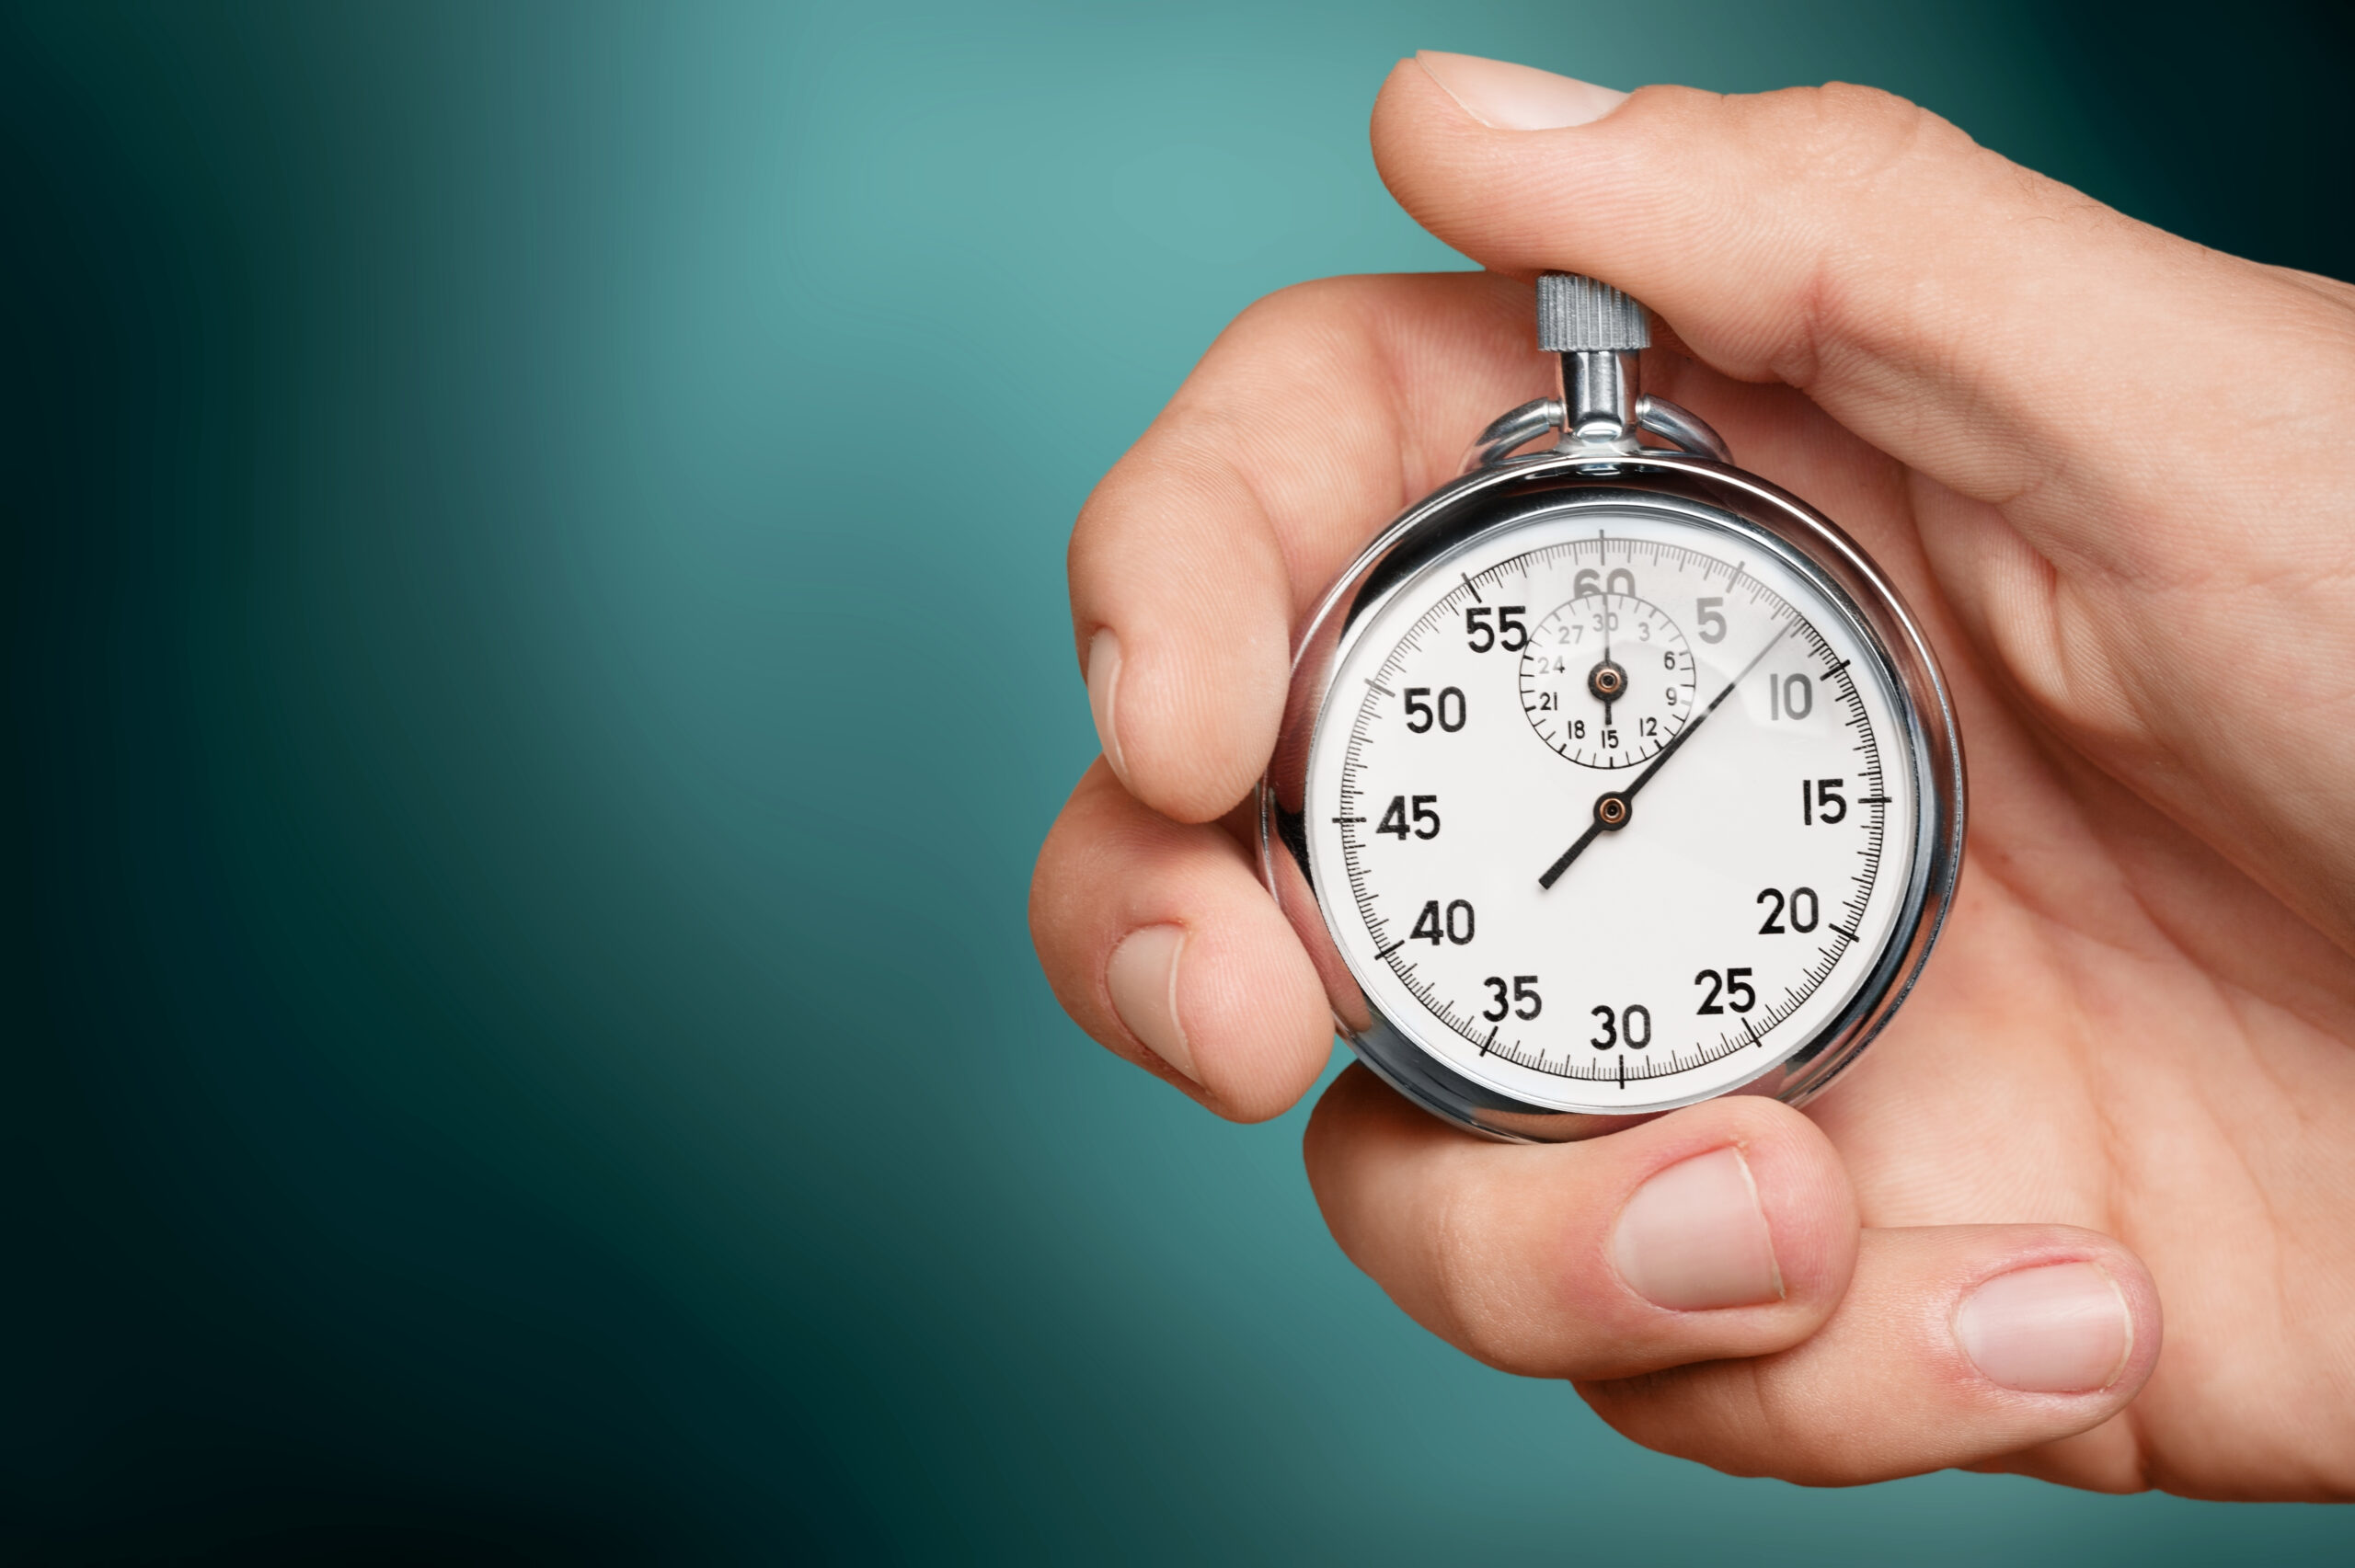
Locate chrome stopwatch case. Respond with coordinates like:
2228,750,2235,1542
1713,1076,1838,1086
1261,274,1964,1143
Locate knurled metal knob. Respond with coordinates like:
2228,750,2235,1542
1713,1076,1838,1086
1537,272,1649,353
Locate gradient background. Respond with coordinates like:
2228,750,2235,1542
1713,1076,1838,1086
7,2,2354,1562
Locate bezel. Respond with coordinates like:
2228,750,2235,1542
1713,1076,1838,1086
1260,451,1966,1142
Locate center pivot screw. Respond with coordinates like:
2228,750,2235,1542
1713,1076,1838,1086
1594,793,1631,830
1589,660,1628,702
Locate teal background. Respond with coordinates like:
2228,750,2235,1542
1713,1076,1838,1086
6,2,2353,1562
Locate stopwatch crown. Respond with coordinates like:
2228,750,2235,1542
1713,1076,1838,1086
1536,272,1650,353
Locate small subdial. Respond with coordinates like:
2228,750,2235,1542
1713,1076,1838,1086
1519,592,1697,768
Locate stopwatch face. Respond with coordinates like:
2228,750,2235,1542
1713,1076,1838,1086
1269,464,1960,1140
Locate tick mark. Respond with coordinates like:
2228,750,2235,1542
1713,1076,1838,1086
1461,572,1483,604
1832,924,1859,942
1366,679,1395,697
1373,939,1404,961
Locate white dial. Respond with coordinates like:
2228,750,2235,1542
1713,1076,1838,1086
1304,504,1921,1116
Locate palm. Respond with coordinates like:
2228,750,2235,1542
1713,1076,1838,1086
1808,728,2355,1496
1773,451,2355,1498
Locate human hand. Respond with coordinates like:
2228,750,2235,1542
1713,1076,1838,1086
1029,52,2355,1496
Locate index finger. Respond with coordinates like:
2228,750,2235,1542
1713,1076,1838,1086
1069,271,1545,823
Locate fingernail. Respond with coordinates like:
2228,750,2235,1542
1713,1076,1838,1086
1956,1262,2132,1393
1108,924,1198,1083
1086,627,1130,786
1415,51,1628,131
1611,1147,1783,1311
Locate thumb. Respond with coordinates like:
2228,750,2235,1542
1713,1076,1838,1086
1377,54,2355,956
1376,53,2334,519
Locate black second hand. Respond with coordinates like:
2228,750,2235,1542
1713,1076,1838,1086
1537,620,1795,891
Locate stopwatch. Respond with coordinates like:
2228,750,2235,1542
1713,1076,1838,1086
1261,274,1964,1142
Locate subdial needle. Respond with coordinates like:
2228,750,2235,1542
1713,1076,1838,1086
1590,595,1622,727
1588,656,1626,727
1538,621,1793,891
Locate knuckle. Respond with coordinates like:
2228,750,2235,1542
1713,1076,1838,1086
1195,277,1390,407
1231,273,1379,335
1427,1176,1517,1366
1425,1167,1562,1375
1714,86,1982,386
1754,82,1953,188
1026,784,1103,939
